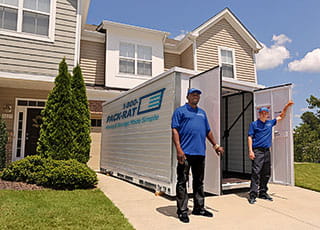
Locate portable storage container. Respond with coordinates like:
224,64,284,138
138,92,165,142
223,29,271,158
101,66,294,196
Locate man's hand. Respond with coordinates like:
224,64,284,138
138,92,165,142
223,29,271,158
249,150,255,160
213,146,224,156
287,100,294,106
277,100,295,121
177,149,186,164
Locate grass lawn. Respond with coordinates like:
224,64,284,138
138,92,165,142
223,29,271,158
0,189,134,230
295,162,320,192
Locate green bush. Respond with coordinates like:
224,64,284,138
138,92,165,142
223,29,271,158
0,116,8,170
1,155,98,190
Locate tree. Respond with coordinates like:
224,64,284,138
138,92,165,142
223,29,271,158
37,58,79,160
0,116,8,170
71,65,91,163
294,95,320,162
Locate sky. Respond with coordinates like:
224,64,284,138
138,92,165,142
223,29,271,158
87,0,320,127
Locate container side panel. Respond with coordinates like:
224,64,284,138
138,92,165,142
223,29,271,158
101,73,176,185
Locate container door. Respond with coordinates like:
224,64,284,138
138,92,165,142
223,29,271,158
254,84,294,186
190,67,221,195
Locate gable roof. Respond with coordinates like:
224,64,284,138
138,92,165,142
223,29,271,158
165,8,262,54
191,8,262,52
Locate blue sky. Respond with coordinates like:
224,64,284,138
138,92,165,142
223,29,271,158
87,0,320,127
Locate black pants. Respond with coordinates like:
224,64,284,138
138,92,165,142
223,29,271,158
250,148,271,196
176,155,205,214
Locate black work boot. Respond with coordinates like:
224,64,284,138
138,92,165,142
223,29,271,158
248,193,257,204
192,209,213,217
258,192,273,201
178,213,189,223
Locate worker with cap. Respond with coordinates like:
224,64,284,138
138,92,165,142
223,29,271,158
171,88,224,223
248,100,294,204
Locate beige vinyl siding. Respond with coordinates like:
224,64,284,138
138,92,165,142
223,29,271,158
164,52,180,70
80,40,105,85
0,0,77,77
196,19,256,83
180,45,194,70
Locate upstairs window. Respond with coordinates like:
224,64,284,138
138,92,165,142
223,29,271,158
119,42,152,76
219,47,235,78
23,0,50,36
0,0,52,38
137,45,152,76
119,42,135,74
0,0,18,31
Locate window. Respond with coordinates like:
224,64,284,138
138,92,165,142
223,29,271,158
119,42,152,76
0,0,51,37
91,119,102,127
119,42,135,74
137,45,152,76
219,48,235,78
17,99,45,107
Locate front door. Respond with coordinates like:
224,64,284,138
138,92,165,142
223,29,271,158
254,84,294,186
190,67,221,195
24,108,42,156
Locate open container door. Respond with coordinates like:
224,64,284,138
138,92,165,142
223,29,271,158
190,67,221,195
254,84,294,186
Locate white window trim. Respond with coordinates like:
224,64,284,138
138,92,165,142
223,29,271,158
218,46,237,80
118,41,153,78
0,0,56,42
12,98,46,161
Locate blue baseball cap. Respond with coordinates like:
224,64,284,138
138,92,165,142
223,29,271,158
187,88,202,95
259,107,270,113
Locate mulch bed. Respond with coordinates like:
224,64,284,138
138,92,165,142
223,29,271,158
0,178,44,190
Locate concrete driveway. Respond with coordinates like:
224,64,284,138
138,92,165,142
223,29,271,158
97,173,320,230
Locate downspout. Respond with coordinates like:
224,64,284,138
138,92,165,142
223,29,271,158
74,0,82,66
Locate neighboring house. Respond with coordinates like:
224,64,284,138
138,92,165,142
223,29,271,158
1,6,263,171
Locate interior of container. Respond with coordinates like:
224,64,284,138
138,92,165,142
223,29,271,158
220,87,253,190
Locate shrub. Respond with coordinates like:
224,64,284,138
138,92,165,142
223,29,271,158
37,58,79,160
71,65,91,164
1,155,98,190
0,116,8,170
47,159,98,189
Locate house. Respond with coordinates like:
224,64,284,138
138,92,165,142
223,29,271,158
0,0,99,166
80,8,264,171
1,6,264,172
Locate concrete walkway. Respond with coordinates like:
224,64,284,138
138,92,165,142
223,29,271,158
97,173,320,230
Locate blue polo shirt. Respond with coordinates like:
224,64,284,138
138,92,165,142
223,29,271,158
248,119,277,148
171,103,211,156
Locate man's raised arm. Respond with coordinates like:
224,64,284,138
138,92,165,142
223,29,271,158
276,100,294,121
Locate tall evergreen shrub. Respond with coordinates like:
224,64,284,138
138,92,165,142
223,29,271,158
0,116,8,170
71,65,91,163
37,58,79,160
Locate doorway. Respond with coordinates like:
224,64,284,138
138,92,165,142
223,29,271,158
12,99,45,161
24,108,42,156
221,88,253,190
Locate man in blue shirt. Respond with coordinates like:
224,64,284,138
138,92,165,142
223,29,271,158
171,88,224,223
248,101,294,204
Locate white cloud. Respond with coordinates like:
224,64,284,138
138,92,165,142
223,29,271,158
294,114,301,118
272,34,292,46
174,30,189,40
256,34,291,70
288,48,320,73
